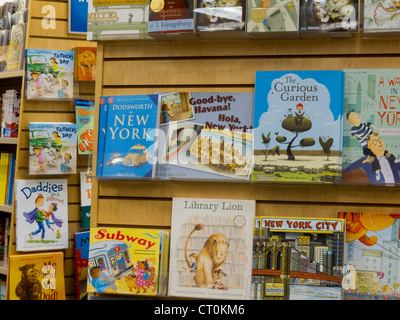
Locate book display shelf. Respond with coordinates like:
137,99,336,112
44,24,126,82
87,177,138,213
5,0,400,301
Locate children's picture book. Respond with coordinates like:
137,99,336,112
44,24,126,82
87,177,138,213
8,252,66,300
6,22,25,71
168,198,255,300
299,0,358,35
363,0,400,34
25,49,74,100
96,96,109,177
87,0,152,41
74,231,90,300
80,171,92,229
252,70,344,183
100,95,160,178
253,216,345,300
194,0,246,34
338,212,400,300
342,69,400,185
246,0,299,38
157,92,253,181
73,46,96,81
29,122,77,175
148,0,196,39
0,216,10,268
87,227,169,296
75,99,95,155
14,179,69,252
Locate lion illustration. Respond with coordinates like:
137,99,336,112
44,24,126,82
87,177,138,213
184,223,230,288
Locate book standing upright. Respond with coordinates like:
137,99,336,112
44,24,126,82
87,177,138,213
168,198,255,300
252,70,344,183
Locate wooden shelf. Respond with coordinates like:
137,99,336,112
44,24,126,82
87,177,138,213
0,266,7,276
0,70,23,80
0,204,12,213
0,138,18,145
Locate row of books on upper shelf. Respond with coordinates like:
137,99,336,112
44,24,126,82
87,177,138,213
0,215,11,269
0,0,27,72
86,0,400,41
95,68,400,186
9,197,399,300
24,47,96,101
1,89,20,138
0,152,15,206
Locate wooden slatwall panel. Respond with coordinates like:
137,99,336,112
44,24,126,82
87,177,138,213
92,37,400,269
8,0,96,299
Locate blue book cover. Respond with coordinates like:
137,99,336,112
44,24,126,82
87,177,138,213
101,95,160,178
156,92,254,181
252,70,344,183
25,49,75,100
96,96,109,177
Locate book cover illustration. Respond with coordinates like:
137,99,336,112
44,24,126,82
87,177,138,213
157,92,253,181
299,0,358,33
339,212,400,300
75,99,95,155
15,179,68,252
29,122,77,175
6,22,25,71
73,47,96,81
87,227,168,296
80,171,92,229
253,216,345,300
97,96,109,177
342,69,400,185
168,198,255,300
246,0,299,34
25,49,74,100
101,95,160,178
87,0,151,41
252,71,344,183
363,0,400,32
194,0,245,31
8,252,65,300
148,0,195,37
74,231,90,300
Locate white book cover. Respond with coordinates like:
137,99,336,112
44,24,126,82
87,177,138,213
168,197,255,300
15,179,69,252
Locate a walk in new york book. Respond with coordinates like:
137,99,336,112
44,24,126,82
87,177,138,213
15,179,68,252
168,197,255,300
252,70,344,183
100,94,160,178
342,69,400,185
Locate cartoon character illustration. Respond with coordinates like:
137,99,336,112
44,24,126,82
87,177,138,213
60,79,69,96
122,144,151,167
344,133,400,183
61,152,72,172
15,264,42,300
184,223,230,288
90,266,116,293
187,253,197,287
134,260,149,294
346,110,378,156
48,57,60,83
23,195,63,242
33,146,45,171
213,269,228,290
79,129,94,153
161,101,176,124
31,72,43,97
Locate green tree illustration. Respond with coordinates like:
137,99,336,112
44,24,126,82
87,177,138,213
319,136,334,161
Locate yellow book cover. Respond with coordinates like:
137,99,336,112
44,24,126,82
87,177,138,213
87,227,164,296
8,252,66,300
0,154,6,205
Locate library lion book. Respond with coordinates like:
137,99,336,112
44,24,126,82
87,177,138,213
8,252,66,300
14,179,69,252
168,198,255,299
87,227,169,296
252,70,344,183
